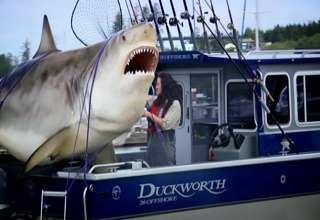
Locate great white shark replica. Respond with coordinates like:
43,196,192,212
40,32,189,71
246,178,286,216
0,16,159,173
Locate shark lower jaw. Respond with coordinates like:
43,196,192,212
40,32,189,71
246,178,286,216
124,46,159,75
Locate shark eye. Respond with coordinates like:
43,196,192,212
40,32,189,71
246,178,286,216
122,35,126,41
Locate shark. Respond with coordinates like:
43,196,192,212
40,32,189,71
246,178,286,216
0,15,159,173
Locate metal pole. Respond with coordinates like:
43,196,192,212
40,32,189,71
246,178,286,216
255,0,260,50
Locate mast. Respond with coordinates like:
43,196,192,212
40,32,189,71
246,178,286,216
255,0,260,51
240,0,247,51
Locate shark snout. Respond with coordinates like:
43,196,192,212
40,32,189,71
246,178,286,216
143,23,157,41
131,22,157,42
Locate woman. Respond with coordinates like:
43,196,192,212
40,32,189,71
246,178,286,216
143,73,181,166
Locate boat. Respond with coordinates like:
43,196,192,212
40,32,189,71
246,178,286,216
1,49,320,219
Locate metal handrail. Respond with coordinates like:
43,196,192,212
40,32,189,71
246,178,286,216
88,160,149,173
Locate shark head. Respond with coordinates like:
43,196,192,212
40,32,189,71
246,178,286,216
91,23,159,131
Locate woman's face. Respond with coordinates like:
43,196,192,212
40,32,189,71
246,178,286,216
156,77,162,96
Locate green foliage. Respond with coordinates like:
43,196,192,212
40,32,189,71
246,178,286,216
264,20,320,43
112,12,123,33
21,39,31,63
265,33,320,50
0,54,14,77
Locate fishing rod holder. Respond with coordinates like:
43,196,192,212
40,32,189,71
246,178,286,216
146,14,154,22
180,11,193,20
157,16,167,25
227,23,234,30
197,15,205,23
169,17,179,26
209,16,219,23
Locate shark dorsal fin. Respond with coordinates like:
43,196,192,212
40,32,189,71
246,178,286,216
33,15,57,58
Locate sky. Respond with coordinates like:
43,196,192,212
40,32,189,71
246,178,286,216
0,0,319,58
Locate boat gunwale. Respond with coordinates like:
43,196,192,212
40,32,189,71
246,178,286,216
57,152,320,180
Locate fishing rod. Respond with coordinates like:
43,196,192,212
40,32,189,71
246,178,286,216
201,4,275,105
168,0,186,51
128,0,138,24
181,0,197,50
158,0,174,50
148,0,164,51
197,0,210,53
124,0,134,25
203,0,223,53
225,0,241,58
193,7,297,153
137,0,146,22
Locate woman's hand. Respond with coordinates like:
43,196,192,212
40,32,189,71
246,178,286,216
143,108,151,118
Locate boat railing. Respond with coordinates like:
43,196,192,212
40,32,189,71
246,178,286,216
245,49,320,59
88,160,150,173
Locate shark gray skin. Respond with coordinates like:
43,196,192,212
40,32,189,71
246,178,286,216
0,15,159,173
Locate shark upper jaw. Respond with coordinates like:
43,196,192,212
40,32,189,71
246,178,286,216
124,45,159,75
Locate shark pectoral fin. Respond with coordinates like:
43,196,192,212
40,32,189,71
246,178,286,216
23,126,73,173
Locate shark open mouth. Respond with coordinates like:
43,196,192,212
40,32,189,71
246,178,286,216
125,46,159,75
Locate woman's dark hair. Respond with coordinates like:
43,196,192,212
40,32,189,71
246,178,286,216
154,73,182,114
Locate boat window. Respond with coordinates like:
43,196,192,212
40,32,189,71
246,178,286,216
266,75,290,125
191,74,219,124
226,82,255,129
296,75,320,122
191,74,219,145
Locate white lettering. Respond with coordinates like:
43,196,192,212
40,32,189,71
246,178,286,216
138,183,155,199
137,178,227,204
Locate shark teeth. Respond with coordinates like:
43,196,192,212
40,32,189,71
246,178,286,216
124,46,159,75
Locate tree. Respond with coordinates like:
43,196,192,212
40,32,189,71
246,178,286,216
0,54,14,77
21,39,31,63
112,12,123,33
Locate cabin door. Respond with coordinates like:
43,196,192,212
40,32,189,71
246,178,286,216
172,74,192,165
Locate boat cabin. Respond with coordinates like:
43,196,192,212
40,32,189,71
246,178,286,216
152,49,320,165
